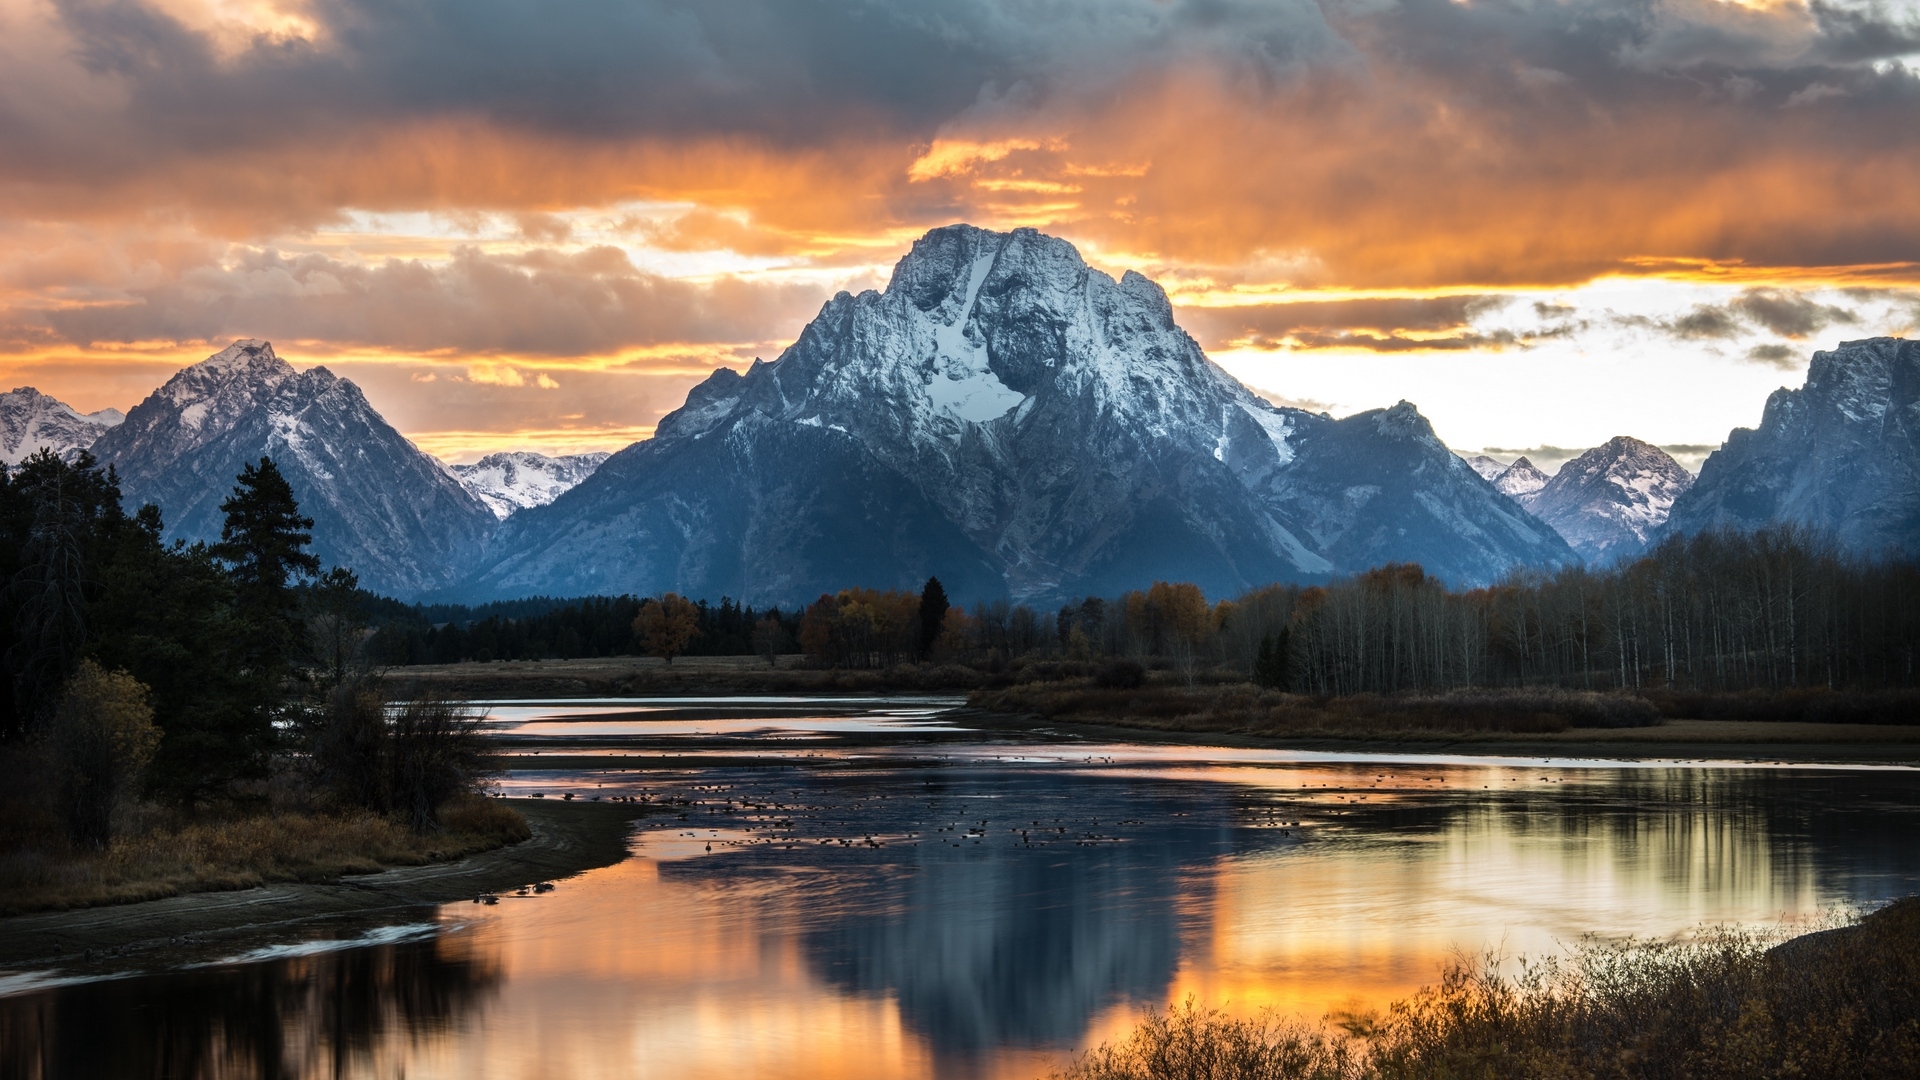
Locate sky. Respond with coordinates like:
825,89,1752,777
2,0,1917,469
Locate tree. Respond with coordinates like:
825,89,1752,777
4,451,121,733
214,457,320,677
305,566,372,692
46,660,160,849
633,593,700,663
918,577,950,659
751,615,791,668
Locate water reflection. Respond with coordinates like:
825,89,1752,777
6,699,1920,1080
1,927,498,1079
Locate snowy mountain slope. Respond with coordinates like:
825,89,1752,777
1527,437,1693,563
450,451,610,519
463,225,1573,604
1492,457,1551,503
90,340,498,597
1462,454,1509,482
1663,337,1920,554
0,387,123,464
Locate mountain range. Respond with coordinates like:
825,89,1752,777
462,225,1573,604
12,228,1914,602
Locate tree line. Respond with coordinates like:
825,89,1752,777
374,526,1918,696
0,451,493,851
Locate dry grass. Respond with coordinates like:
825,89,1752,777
0,794,529,916
975,682,1663,738
1051,897,1920,1080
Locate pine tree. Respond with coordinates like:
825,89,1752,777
918,576,950,659
214,457,320,676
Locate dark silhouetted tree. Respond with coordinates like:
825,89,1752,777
918,577,949,659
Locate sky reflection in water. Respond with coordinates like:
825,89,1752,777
8,697,1920,1080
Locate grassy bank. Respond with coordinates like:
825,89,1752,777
0,794,528,917
1052,896,1920,1080
973,681,1668,737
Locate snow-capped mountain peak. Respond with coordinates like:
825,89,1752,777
1493,457,1550,502
466,224,1574,603
0,386,124,465
1529,436,1693,562
91,340,497,597
1461,453,1510,482
451,451,611,519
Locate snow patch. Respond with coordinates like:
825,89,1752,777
926,249,1025,423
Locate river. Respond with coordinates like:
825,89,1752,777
7,695,1919,1079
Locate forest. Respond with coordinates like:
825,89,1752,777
386,525,1919,697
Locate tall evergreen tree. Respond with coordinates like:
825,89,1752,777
214,457,320,676
919,576,950,659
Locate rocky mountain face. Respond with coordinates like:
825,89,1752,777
1526,437,1694,563
90,340,498,598
1492,457,1550,502
450,451,611,519
464,225,1573,605
1663,337,1920,554
0,387,123,464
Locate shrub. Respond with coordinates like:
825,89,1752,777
1096,659,1146,689
45,661,161,850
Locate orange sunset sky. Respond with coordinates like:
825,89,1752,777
2,0,1916,467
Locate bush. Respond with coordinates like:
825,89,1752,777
1096,659,1147,690
311,682,497,833
45,661,161,850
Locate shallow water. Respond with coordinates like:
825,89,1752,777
7,696,1920,1079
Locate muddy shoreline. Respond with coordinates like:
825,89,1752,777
0,799,646,974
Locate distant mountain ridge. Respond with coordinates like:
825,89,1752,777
450,451,611,519
460,224,1574,604
90,340,498,598
1664,337,1919,553
0,387,123,464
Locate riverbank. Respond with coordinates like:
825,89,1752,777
1052,895,1920,1080
0,798,645,972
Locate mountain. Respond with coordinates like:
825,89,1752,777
1462,454,1509,482
0,387,123,464
90,340,498,597
450,451,611,519
1526,437,1693,563
1492,457,1551,503
1663,337,1919,554
461,225,1572,605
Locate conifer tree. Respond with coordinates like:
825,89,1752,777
918,576,950,659
214,457,320,676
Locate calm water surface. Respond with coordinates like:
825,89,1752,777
8,695,1920,1079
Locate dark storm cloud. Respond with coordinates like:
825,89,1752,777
42,246,828,355
20,0,1340,160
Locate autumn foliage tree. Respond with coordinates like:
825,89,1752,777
633,593,701,663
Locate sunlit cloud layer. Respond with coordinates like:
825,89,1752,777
2,0,1916,461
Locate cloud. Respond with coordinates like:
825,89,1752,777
1745,342,1802,367
0,0,1913,288
1728,288,1857,337
1179,295,1547,352
38,246,830,357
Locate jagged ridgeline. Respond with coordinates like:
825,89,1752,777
29,231,1917,605
464,225,1572,605
88,341,498,598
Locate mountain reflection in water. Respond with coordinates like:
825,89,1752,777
5,698,1920,1080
